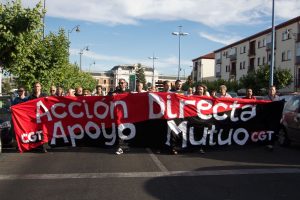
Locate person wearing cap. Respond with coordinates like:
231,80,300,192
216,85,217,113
12,87,28,105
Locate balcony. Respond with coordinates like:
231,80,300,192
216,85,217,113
229,54,237,61
248,49,256,57
296,56,300,65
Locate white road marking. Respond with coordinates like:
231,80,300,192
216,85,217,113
146,148,168,172
0,168,300,180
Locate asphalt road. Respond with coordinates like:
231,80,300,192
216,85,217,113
0,144,300,200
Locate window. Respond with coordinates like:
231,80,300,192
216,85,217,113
258,41,261,48
287,50,292,60
226,65,230,72
240,62,243,69
282,52,286,61
104,80,107,84
257,57,260,66
243,61,246,69
240,46,246,54
262,38,266,47
282,30,289,41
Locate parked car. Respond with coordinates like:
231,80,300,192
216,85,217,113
0,96,13,152
278,95,300,146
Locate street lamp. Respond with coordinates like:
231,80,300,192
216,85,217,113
172,25,189,80
269,0,275,86
89,61,95,73
148,53,159,86
67,25,80,56
79,46,89,70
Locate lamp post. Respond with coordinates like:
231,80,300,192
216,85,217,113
269,0,275,86
67,25,80,56
172,25,189,80
148,53,159,86
79,46,89,70
89,61,95,73
43,0,46,39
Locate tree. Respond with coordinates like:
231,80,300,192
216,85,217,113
0,1,96,93
135,63,146,87
240,65,293,94
0,0,45,70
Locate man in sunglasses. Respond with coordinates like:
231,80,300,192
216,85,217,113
112,78,131,154
111,78,130,95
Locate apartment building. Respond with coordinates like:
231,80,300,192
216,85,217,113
191,52,215,83
214,16,300,92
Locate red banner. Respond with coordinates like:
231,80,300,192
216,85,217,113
11,93,283,152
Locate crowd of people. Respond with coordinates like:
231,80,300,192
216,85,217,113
11,79,281,154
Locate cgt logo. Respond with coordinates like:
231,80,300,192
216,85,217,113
21,131,43,143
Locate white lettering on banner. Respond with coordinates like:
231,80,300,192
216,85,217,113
49,121,133,146
167,121,273,147
68,124,85,147
167,95,177,118
68,102,84,118
36,100,52,123
51,121,69,145
51,103,67,119
83,100,93,119
101,123,116,145
148,93,165,119
179,99,196,118
35,100,129,124
148,93,256,121
94,101,109,119
110,101,128,120
118,123,136,140
21,131,43,143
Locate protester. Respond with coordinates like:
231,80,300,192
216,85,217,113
243,88,256,99
49,85,57,96
135,82,146,93
75,86,83,96
114,78,131,155
210,90,217,98
94,85,105,96
12,87,28,105
218,85,232,98
83,89,91,96
171,79,184,94
265,85,280,101
148,85,157,92
112,78,130,96
28,82,47,100
27,82,48,153
194,84,210,97
66,88,75,96
56,86,64,96
185,87,193,96
162,80,172,92
265,85,281,151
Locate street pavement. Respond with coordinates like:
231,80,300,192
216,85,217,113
0,144,300,200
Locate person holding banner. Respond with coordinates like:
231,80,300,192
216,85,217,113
171,80,184,94
28,82,48,153
243,88,256,99
114,78,131,155
218,85,232,98
265,85,281,151
12,87,28,105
